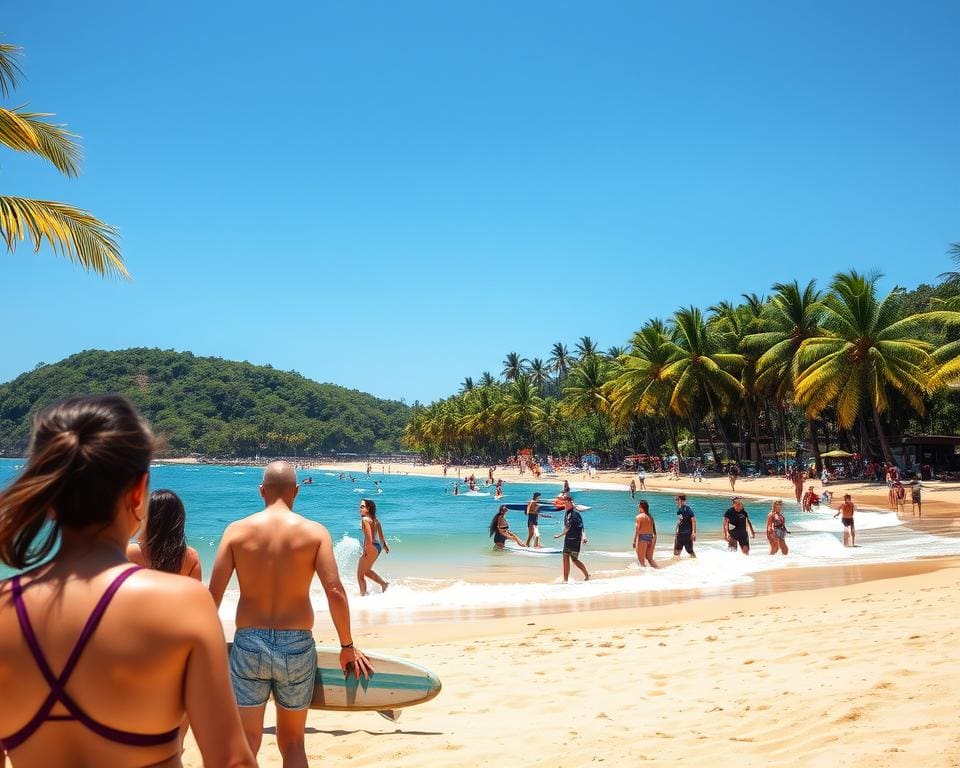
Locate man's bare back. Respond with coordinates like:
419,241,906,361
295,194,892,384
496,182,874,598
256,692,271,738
220,506,331,629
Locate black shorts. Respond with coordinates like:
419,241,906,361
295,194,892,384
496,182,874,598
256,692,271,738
674,532,694,554
728,533,749,551
842,518,854,528
562,545,581,560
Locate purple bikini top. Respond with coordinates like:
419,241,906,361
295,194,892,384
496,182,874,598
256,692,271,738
0,566,179,752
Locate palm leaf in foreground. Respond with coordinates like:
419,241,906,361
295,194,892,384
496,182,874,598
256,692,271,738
0,196,126,278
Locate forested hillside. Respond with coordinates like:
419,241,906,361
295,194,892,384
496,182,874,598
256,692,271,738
0,349,409,457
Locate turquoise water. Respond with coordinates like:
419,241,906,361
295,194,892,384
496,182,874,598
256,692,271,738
2,459,958,619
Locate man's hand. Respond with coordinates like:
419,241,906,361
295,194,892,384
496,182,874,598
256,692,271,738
340,646,374,680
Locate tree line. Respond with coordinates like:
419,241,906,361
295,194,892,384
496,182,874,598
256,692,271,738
0,349,410,457
403,251,960,471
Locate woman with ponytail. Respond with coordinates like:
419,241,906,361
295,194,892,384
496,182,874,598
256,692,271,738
0,395,254,767
127,489,202,579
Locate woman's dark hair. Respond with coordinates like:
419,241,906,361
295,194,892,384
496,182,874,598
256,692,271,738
637,500,649,513
0,395,155,569
146,489,187,574
488,506,507,537
362,498,377,518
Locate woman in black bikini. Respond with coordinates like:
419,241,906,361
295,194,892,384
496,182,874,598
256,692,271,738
357,498,389,595
489,506,525,549
0,395,254,767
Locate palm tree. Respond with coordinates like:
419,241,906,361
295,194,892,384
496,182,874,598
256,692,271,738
527,358,550,395
605,345,627,360
606,320,682,459
501,352,527,383
938,242,960,289
663,306,745,464
502,377,543,447
479,371,497,389
549,342,571,389
563,354,612,452
575,336,599,360
460,376,475,395
793,271,960,464
743,280,824,468
1,41,125,277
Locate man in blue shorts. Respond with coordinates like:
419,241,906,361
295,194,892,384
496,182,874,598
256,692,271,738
210,461,373,767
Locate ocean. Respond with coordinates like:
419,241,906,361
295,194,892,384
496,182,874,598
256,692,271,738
1,459,958,622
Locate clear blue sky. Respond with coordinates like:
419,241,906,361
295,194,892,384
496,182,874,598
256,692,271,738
3,1,958,403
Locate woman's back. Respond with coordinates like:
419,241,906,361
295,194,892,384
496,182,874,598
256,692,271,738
0,563,226,766
126,541,202,579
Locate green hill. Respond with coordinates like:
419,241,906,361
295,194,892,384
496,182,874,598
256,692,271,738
0,349,410,457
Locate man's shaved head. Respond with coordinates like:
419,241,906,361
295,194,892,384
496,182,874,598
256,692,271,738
260,461,298,505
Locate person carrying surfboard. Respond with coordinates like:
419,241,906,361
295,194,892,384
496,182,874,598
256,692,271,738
209,461,373,767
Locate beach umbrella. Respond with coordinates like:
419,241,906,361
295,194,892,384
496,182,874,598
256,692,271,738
820,449,855,458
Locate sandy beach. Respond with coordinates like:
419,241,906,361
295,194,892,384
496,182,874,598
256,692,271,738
181,557,960,767
176,461,960,767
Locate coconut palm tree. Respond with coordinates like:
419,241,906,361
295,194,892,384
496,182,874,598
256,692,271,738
1,41,125,277
527,358,550,395
575,336,599,360
563,354,612,452
501,352,527,383
460,376,475,395
938,242,960,290
793,271,960,464
663,306,745,464
502,377,543,447
549,342,572,389
605,345,627,361
479,371,497,389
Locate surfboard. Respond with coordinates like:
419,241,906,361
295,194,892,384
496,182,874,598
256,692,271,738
311,649,441,711
501,502,591,512
227,644,441,712
462,490,490,496
504,542,563,555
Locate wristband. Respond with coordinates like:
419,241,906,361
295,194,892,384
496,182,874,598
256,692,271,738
341,642,354,649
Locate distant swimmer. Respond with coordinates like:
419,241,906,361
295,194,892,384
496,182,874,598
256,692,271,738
302,476,314,485
723,497,755,554
357,498,389,596
555,497,589,582
209,461,372,765
766,500,790,555
629,479,636,499
524,492,553,548
489,506,525,549
632,500,658,568
374,480,382,495
453,483,460,496
834,493,856,546
673,494,697,558
563,480,571,494
495,479,504,499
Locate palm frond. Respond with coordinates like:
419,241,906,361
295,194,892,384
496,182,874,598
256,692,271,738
0,195,126,278
1,109,82,175
0,43,23,98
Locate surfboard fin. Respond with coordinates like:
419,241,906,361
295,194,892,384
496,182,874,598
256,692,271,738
377,709,402,722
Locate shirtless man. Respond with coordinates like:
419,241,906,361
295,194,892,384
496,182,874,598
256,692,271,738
833,493,857,547
210,461,372,768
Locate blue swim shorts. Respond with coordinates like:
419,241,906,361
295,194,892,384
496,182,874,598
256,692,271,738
230,628,317,710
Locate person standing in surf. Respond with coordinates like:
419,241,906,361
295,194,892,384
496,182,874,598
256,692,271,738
555,497,590,582
632,500,658,568
357,498,389,596
489,506,525,549
209,461,372,767
766,499,790,555
834,493,857,547
722,497,755,554
673,494,697,558
524,492,552,548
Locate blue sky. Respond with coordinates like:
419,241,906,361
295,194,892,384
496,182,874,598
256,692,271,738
3,1,958,403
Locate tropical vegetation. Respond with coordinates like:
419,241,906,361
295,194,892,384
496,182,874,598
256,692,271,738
403,254,960,470
1,38,125,277
0,349,409,457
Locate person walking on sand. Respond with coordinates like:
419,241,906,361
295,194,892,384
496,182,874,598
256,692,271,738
833,493,857,547
632,500,658,568
127,488,202,579
525,492,552,548
673,494,697,558
766,500,790,555
489,506,525,549
629,479,636,500
210,461,372,768
910,479,922,517
357,498,389,596
0,395,255,768
728,463,739,492
723,497,755,554
555,497,589,581
637,467,647,490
